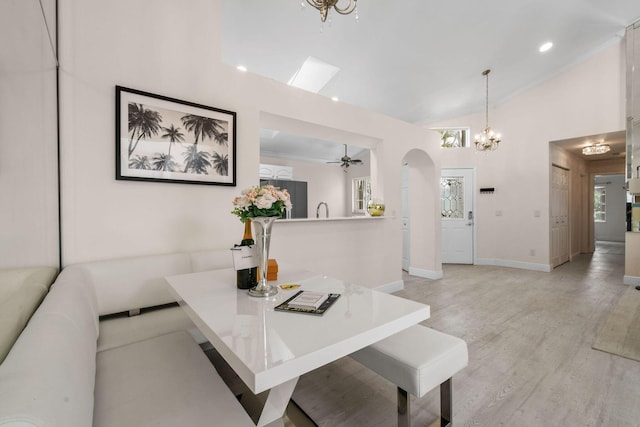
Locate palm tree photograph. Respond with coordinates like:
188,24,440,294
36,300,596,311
116,86,236,186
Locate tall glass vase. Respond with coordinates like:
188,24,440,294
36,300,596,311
248,216,278,297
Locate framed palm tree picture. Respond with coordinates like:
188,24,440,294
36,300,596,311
116,86,236,186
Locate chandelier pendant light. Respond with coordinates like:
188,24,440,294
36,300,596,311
303,0,358,22
474,69,502,151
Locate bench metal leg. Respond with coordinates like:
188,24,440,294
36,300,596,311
397,378,453,427
440,377,452,427
397,387,410,427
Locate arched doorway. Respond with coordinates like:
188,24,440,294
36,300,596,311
401,149,442,279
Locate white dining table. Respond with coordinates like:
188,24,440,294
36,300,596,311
165,267,430,426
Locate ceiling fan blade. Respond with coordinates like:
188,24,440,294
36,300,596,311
327,144,365,167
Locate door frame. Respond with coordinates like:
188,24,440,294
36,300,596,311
441,167,477,264
401,163,410,271
550,164,571,268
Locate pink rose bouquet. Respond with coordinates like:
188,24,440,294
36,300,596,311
231,185,292,223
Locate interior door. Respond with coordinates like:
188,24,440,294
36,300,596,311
441,168,474,264
551,165,570,267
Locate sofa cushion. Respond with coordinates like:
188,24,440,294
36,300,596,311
93,331,254,427
98,305,206,352
64,253,192,316
0,277,98,427
0,267,58,363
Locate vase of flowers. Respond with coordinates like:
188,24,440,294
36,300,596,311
232,185,292,297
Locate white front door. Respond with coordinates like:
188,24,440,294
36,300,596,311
441,168,474,264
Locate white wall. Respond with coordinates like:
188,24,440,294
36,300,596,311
594,174,626,242
17,0,628,286
57,0,442,289
431,42,626,270
0,0,59,268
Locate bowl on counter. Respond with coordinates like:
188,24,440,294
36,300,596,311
367,202,385,217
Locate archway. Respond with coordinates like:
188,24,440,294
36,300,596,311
401,149,442,279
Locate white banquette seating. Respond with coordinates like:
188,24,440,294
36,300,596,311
0,267,58,364
0,250,255,427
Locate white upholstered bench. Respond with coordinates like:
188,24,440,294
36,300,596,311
0,250,256,426
350,325,468,427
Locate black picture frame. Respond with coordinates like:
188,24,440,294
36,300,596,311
116,86,236,186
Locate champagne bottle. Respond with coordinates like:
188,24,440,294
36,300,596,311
236,219,258,289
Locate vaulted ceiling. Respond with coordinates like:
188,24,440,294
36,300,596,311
222,1,640,126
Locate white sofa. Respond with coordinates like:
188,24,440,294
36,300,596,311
0,267,58,364
0,250,256,426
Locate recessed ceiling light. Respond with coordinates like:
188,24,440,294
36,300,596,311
331,96,339,102
237,65,247,72
539,41,553,53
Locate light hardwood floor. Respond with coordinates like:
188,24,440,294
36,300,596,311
290,241,640,426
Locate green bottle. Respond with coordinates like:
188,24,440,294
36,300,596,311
236,219,258,289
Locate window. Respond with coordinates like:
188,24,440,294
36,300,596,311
433,128,470,148
352,177,371,214
441,176,465,218
594,186,606,222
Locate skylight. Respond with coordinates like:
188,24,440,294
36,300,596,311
287,56,340,94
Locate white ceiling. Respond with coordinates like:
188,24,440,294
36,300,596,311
221,1,640,160
260,128,368,163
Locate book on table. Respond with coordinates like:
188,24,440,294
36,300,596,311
275,290,340,315
287,291,329,309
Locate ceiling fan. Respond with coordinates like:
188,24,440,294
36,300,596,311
327,144,364,170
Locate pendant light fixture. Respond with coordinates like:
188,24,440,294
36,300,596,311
302,0,358,23
474,69,502,151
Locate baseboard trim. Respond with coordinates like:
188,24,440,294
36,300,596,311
408,267,443,280
623,275,640,286
374,280,404,294
475,258,552,273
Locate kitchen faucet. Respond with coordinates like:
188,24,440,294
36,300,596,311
316,202,329,218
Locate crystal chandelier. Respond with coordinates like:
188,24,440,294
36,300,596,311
303,0,358,22
474,69,501,151
582,142,610,155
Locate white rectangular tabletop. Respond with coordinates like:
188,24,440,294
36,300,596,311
166,268,430,395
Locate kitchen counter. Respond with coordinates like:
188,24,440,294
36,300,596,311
277,216,388,223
